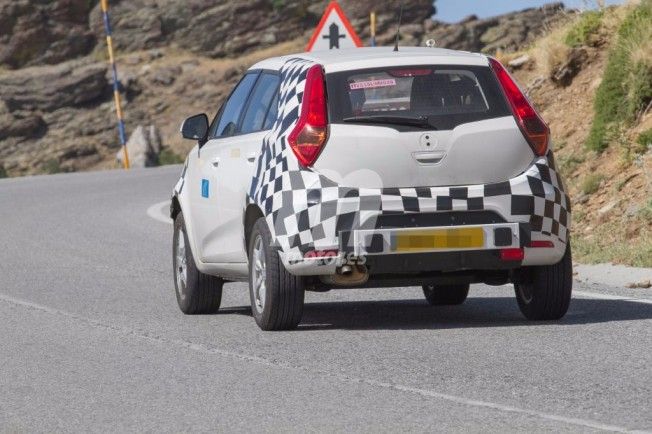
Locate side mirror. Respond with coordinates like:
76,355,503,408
180,114,209,144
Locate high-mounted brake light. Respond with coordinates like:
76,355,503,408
489,58,549,156
288,64,328,166
389,68,432,77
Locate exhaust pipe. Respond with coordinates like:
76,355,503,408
320,264,369,286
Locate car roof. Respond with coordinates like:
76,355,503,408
250,47,490,74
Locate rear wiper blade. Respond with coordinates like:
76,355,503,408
342,115,437,129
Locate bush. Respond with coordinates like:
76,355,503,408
565,10,603,47
637,128,652,149
42,159,62,174
581,173,604,195
157,148,184,166
558,153,584,177
586,1,652,152
625,61,652,120
0,165,7,179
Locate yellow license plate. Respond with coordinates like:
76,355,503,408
394,227,485,252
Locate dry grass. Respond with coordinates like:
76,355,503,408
573,221,652,267
493,49,524,66
539,33,570,77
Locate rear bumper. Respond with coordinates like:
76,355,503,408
274,153,570,276
280,225,566,276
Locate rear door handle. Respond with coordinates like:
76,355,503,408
413,151,445,164
212,158,220,168
246,152,256,163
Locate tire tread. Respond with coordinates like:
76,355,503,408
249,218,304,330
173,213,223,315
515,245,572,320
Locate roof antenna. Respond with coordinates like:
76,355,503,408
393,3,404,52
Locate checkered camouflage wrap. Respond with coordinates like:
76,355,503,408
245,58,570,258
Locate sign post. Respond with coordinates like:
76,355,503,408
100,0,130,170
370,11,376,47
306,1,362,52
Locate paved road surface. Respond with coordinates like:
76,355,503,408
1,166,650,433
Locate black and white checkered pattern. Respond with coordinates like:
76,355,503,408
248,58,571,257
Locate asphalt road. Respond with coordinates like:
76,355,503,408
1,166,651,433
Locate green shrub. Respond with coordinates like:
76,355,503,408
565,10,603,47
586,1,652,152
42,159,62,174
581,173,604,195
637,128,652,149
558,153,584,177
626,61,652,120
157,148,184,166
639,198,652,223
0,165,7,179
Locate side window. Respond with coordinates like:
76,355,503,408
210,72,259,138
262,92,279,130
240,72,280,134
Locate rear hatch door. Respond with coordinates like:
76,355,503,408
315,64,535,189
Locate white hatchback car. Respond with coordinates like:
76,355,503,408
172,47,572,330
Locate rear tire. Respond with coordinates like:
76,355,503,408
173,212,223,314
422,284,470,305
248,218,304,331
514,245,572,320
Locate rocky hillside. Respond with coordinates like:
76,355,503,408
1,1,649,265
0,0,569,176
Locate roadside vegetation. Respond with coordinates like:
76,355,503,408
637,128,652,150
0,164,7,178
564,9,603,47
42,159,63,175
573,227,652,267
586,0,652,152
157,148,184,166
580,173,605,195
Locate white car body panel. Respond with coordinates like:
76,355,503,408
314,116,534,189
192,132,267,264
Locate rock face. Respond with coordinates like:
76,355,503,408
0,60,107,111
551,47,589,86
0,0,567,69
86,0,434,59
0,0,434,69
0,0,95,69
0,100,45,140
426,3,566,53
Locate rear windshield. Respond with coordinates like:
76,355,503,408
326,65,511,130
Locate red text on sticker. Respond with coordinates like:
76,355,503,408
349,79,397,90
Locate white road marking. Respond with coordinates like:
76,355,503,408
1,292,648,433
574,290,652,305
498,284,652,306
146,200,172,225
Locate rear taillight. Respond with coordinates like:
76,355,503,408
489,58,549,156
288,64,328,166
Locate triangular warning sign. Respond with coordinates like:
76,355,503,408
306,1,363,52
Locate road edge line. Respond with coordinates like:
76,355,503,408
146,200,172,225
